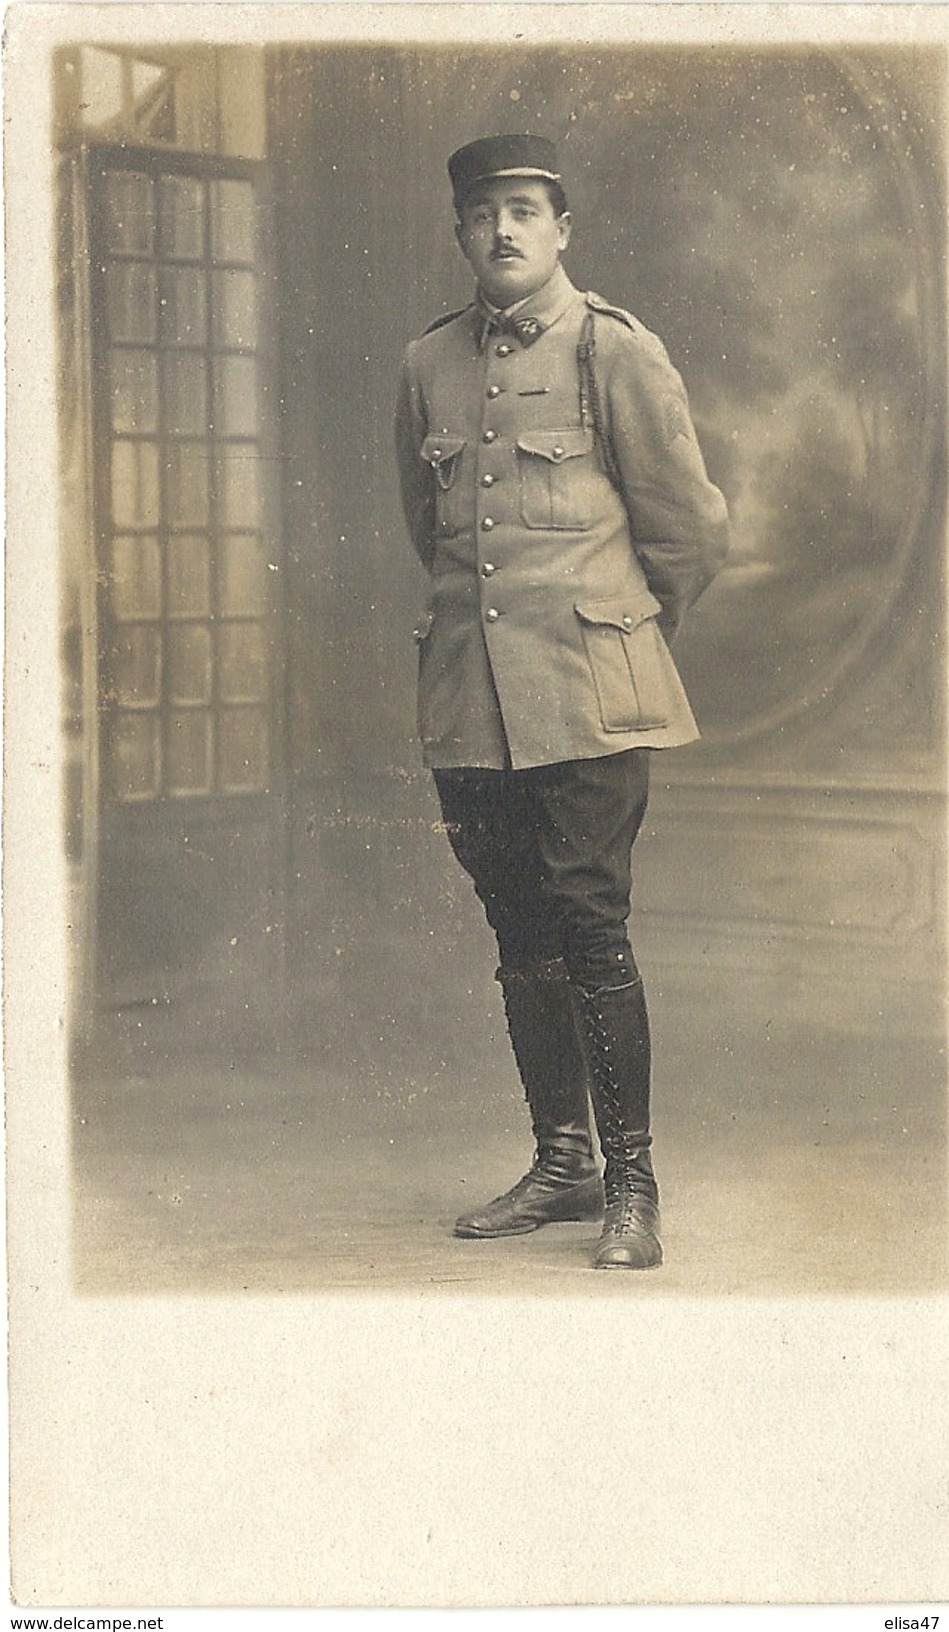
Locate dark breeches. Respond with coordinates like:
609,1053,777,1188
433,749,650,995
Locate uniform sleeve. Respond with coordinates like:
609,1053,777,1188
603,327,730,643
394,349,436,573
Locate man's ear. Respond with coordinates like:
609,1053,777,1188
454,219,470,261
557,212,573,252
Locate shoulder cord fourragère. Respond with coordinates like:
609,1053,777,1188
577,310,622,492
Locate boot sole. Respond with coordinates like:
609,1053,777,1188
594,1240,663,1270
454,1212,598,1239
594,1254,663,1270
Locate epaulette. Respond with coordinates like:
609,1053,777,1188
422,305,473,337
584,290,642,334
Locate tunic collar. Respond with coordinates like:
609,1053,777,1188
474,266,579,350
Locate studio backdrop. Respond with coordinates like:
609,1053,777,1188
57,42,945,1073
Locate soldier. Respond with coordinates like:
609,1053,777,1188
395,134,729,1269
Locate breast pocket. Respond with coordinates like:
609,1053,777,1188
575,592,669,732
515,428,596,530
421,433,466,538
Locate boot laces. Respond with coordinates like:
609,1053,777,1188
604,1158,657,1234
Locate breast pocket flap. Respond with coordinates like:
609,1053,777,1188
420,433,465,471
516,428,593,463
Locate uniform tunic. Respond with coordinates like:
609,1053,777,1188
395,267,729,771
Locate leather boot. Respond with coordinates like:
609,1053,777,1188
577,978,662,1270
454,959,604,1238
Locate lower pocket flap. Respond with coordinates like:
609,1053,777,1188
575,592,663,633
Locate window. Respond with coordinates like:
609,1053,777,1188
89,149,278,801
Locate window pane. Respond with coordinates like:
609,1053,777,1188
219,623,268,702
111,536,161,619
110,349,158,433
220,450,259,527
167,534,210,618
132,61,165,102
159,175,205,260
163,352,208,435
219,708,268,790
219,533,267,616
106,264,157,343
165,445,210,526
213,356,258,436
167,710,212,794
167,625,212,704
81,48,125,132
210,179,256,263
213,269,257,349
102,170,155,255
161,265,207,346
113,625,161,706
112,712,160,801
136,79,176,143
111,441,160,528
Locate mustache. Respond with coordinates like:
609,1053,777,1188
490,245,525,259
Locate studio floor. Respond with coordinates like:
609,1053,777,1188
71,967,947,1298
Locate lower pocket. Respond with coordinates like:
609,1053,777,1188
575,597,669,732
413,608,438,744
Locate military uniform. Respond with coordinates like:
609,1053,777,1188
394,135,729,1269
396,265,727,769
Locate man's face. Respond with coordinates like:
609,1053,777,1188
455,178,571,308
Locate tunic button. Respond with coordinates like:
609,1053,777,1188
552,445,565,460
622,615,633,629
496,343,513,357
481,474,495,487
483,430,498,444
482,562,496,577
482,517,495,531
486,384,502,399
485,607,500,622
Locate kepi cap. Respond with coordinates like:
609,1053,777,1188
448,134,561,205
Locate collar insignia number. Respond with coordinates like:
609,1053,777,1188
510,315,544,346
485,313,546,349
